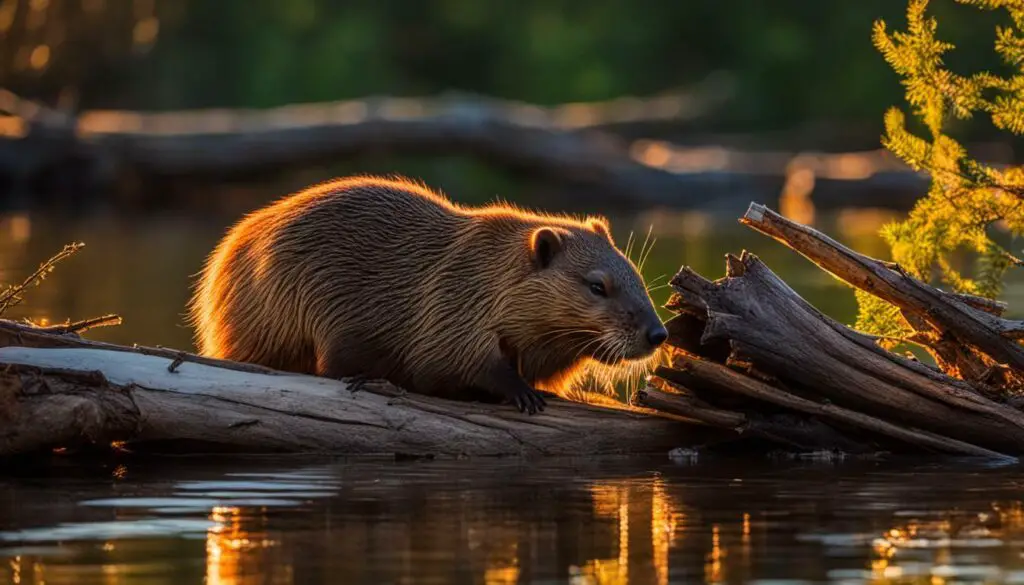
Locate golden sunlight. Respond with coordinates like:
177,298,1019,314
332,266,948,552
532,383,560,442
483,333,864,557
483,542,521,585
0,1,14,32
577,479,688,585
206,506,290,585
28,45,49,70
0,116,27,139
779,165,816,226
132,17,159,46
703,524,723,584
630,140,673,169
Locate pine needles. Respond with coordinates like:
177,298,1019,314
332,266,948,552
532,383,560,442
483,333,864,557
858,0,1024,338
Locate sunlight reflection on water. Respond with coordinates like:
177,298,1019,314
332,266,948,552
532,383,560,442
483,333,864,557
4,456,1024,584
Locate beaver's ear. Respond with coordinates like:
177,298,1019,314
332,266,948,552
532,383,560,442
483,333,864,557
530,227,563,269
586,216,613,243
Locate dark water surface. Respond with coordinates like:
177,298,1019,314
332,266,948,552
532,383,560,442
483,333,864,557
3,455,1024,584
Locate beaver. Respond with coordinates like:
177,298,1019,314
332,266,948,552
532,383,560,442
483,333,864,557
188,175,668,414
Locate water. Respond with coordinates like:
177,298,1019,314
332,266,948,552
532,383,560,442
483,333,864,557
2,455,1024,584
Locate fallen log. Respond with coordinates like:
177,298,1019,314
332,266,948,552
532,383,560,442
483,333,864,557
640,203,1024,460
0,335,728,459
2,87,931,213
8,203,1024,462
1,85,731,210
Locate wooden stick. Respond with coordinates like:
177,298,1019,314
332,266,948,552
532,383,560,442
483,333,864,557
30,314,122,334
740,203,1024,374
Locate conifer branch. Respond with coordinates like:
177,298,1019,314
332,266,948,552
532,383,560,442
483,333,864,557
860,0,1024,338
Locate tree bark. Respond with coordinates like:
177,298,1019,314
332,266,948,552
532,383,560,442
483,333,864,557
741,202,1024,390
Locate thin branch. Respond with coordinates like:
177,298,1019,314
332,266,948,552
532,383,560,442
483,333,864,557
30,314,122,335
0,242,84,316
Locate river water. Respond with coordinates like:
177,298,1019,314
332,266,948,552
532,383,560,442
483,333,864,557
2,198,1024,584
3,454,1024,584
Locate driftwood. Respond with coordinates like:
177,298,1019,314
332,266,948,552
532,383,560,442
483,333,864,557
0,321,727,459
2,85,730,209
741,203,1024,390
0,86,930,212
637,202,1024,461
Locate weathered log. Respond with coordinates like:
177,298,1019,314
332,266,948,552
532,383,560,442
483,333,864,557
0,319,282,375
2,86,733,209
662,249,1024,457
652,354,1012,459
0,343,731,459
635,382,874,453
741,202,1024,390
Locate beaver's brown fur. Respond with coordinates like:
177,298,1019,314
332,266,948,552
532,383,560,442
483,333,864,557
188,175,668,414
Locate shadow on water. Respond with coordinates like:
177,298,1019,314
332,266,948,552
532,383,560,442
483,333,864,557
2,455,1024,584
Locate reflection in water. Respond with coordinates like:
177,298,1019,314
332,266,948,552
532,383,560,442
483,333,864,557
206,506,289,585
4,457,1024,584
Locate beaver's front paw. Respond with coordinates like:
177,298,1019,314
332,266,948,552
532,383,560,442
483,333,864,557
508,385,546,415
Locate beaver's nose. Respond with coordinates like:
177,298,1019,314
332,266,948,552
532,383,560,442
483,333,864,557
646,323,668,347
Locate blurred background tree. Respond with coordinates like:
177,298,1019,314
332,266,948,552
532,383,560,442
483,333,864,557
0,0,1014,146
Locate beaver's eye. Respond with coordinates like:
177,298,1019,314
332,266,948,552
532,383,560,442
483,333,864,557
589,281,607,297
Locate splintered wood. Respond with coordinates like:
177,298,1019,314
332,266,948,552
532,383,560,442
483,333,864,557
639,203,1024,461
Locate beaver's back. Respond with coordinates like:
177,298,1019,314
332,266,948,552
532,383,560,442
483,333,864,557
189,176,515,387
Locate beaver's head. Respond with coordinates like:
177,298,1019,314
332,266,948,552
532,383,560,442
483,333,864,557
511,217,667,378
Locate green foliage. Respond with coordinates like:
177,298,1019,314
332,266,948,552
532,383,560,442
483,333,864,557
856,0,1024,337
0,0,945,133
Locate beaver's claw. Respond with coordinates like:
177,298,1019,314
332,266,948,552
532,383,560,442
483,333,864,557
510,386,546,415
